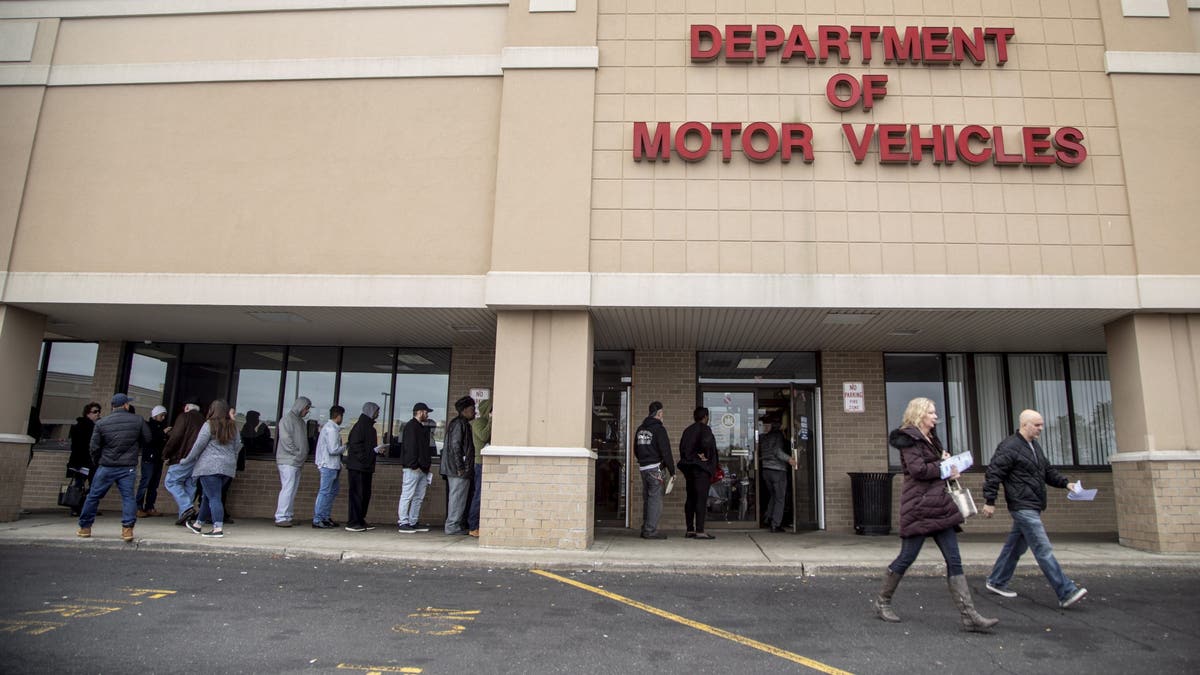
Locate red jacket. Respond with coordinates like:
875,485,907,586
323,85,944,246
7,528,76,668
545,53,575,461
889,426,964,537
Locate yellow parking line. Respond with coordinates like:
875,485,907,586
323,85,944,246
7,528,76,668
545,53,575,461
336,664,421,673
531,569,853,675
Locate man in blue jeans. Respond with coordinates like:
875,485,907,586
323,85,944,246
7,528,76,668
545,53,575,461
312,405,345,528
982,409,1088,609
77,393,152,542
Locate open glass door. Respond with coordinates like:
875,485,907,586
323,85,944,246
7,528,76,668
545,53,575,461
702,390,758,526
791,384,820,530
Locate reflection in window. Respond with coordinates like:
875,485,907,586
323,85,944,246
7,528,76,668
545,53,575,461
1008,355,1071,465
884,354,946,469
232,346,283,453
340,347,395,444
37,342,99,444
1070,355,1115,465
178,344,233,414
945,354,972,458
129,343,179,419
975,355,1010,464
283,347,336,427
392,350,451,453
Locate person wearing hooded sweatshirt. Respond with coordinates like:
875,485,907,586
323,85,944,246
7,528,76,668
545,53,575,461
466,397,492,537
872,397,998,633
344,402,382,532
163,403,205,525
274,396,312,527
634,401,675,540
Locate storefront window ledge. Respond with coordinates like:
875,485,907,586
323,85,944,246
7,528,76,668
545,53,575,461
483,445,596,459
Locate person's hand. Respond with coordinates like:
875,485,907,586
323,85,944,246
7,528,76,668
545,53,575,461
949,466,961,480
788,458,798,468
982,504,995,518
1067,481,1079,493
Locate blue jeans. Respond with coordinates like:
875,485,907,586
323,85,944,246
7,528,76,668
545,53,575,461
398,468,429,526
887,526,964,577
314,467,340,524
78,465,137,528
467,464,483,530
444,475,469,534
640,467,664,536
987,509,1078,602
196,474,230,529
136,459,162,511
164,463,197,517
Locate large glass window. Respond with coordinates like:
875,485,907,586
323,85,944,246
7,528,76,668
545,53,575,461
339,347,396,445
1069,354,1115,466
1008,355,1071,465
884,354,946,468
232,346,284,453
284,347,337,431
35,342,99,444
177,344,233,414
391,350,451,453
128,343,179,418
974,355,1010,464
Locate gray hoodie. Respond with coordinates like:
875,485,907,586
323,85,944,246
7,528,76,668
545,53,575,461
276,397,311,467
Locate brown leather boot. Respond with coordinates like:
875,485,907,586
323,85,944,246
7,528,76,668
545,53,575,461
121,526,135,542
874,570,902,622
948,574,999,632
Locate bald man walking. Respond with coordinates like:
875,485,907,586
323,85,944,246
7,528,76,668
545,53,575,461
981,410,1088,609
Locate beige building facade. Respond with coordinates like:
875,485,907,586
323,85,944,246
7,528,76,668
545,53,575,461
1,0,1197,551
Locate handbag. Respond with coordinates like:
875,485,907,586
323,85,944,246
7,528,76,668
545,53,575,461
58,481,85,510
947,478,978,518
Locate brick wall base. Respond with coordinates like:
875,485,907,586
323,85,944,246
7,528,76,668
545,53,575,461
22,450,448,526
0,442,33,521
480,449,594,550
1113,457,1200,553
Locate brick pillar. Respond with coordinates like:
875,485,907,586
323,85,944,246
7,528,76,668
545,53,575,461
88,340,125,405
819,352,888,533
0,306,46,521
1106,314,1200,552
482,311,594,550
629,350,695,532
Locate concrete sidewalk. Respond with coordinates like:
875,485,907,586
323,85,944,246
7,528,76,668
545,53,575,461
3,510,1198,576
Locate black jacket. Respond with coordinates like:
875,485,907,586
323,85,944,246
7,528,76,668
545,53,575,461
677,421,718,476
90,409,152,468
759,428,791,471
400,417,432,472
635,416,675,476
144,418,168,462
440,415,475,478
345,414,379,473
983,432,1069,512
67,416,96,476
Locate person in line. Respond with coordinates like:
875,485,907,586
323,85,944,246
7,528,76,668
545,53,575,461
312,405,345,529
136,405,170,517
180,400,241,539
677,406,718,540
344,402,382,532
441,396,476,535
274,396,312,527
65,402,102,517
76,394,152,542
163,402,205,525
759,415,797,533
397,402,434,533
982,409,1088,609
635,401,675,540
239,410,273,455
466,397,492,538
873,397,998,632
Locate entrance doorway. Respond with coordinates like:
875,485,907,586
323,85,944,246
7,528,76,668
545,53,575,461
700,384,821,531
593,351,633,526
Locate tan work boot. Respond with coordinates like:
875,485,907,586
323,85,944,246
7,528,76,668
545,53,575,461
121,526,135,542
468,529,480,538
76,527,91,538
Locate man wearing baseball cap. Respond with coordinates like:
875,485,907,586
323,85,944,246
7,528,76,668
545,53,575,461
136,404,170,517
397,402,435,533
76,394,152,542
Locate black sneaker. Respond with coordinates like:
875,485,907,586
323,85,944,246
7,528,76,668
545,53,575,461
397,524,417,533
345,524,367,532
185,520,202,535
202,529,224,538
363,523,377,531
640,532,668,540
413,523,432,532
176,507,197,526
312,521,334,529
324,520,340,528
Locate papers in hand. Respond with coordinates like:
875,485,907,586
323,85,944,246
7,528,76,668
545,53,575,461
1068,480,1098,501
939,451,974,479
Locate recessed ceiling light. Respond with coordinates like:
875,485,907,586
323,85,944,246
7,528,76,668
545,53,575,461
822,311,879,325
450,325,482,334
397,354,434,366
889,328,921,336
737,358,774,369
247,311,308,324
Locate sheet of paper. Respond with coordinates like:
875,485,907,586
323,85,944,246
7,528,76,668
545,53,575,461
939,451,974,479
1068,479,1098,501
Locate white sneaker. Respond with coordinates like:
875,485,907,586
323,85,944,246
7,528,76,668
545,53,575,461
986,582,1018,598
1059,587,1087,608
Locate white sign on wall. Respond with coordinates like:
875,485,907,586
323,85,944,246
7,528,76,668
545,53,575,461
470,388,490,402
843,382,865,413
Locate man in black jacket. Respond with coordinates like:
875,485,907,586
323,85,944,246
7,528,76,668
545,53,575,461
635,401,675,539
397,402,434,533
441,396,476,535
77,393,152,542
344,402,383,532
982,409,1088,608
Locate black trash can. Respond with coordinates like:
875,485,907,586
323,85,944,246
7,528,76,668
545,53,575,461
848,472,896,535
